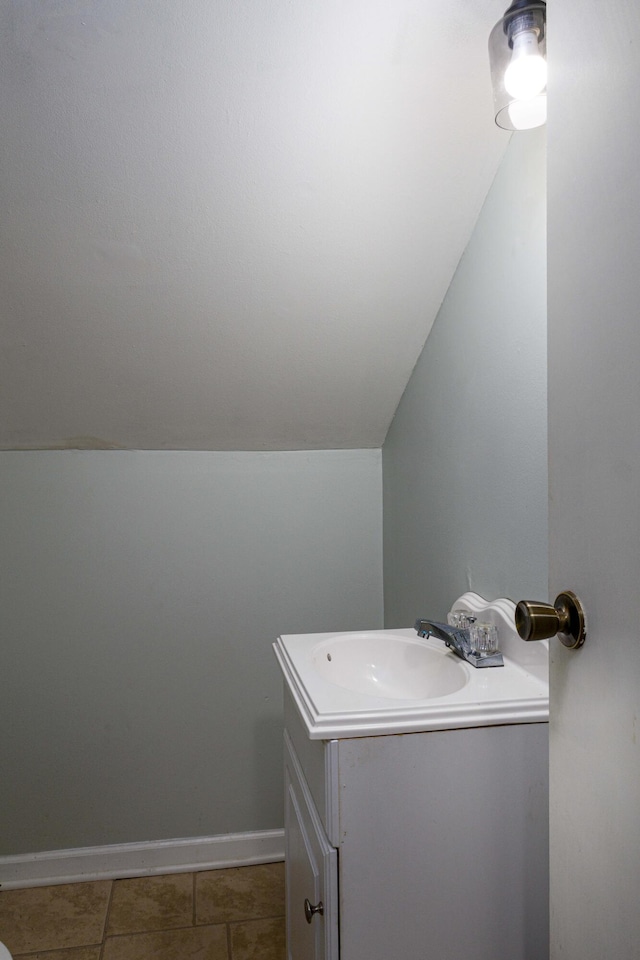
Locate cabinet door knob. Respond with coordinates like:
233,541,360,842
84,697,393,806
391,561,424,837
304,898,324,923
515,590,586,648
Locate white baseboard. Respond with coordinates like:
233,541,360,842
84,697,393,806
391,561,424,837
0,829,284,890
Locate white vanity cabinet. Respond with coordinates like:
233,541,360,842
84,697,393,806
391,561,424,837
283,687,549,960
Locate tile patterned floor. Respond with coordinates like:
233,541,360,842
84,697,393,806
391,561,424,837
0,863,285,960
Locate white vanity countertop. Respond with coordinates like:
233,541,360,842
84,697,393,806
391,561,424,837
274,619,549,740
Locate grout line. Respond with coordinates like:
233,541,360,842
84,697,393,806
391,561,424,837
227,915,285,925
226,922,232,960
14,950,103,959
98,923,203,940
99,879,115,960
192,871,197,927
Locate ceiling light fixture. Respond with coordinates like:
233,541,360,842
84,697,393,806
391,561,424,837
489,0,547,131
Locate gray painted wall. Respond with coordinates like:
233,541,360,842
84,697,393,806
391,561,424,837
0,449,382,855
0,131,547,857
383,130,547,626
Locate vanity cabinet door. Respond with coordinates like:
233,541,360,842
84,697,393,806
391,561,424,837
284,732,338,960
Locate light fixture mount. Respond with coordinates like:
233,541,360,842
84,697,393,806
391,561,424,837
489,0,547,131
503,0,545,49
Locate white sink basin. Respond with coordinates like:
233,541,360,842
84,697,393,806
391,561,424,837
311,632,468,700
274,597,549,739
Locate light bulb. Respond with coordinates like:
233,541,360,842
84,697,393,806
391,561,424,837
508,95,547,130
504,28,547,100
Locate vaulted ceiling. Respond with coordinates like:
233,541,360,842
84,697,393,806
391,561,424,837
0,0,509,450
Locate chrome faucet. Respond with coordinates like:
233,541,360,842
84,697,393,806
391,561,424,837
414,618,504,669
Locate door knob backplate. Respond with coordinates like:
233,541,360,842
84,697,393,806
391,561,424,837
515,591,586,648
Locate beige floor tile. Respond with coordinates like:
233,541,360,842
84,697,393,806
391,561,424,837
106,873,193,935
0,882,111,955
14,948,101,960
196,863,284,924
229,917,285,960
102,924,228,960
